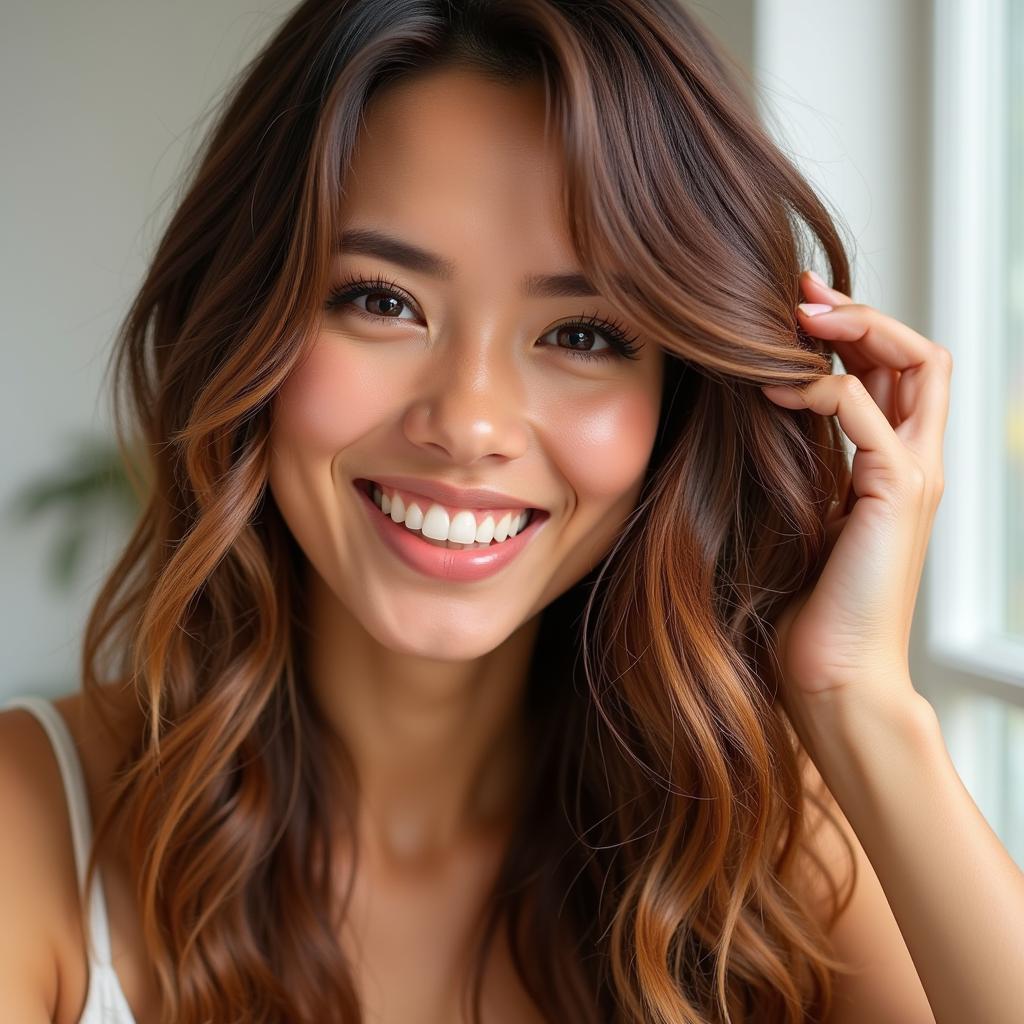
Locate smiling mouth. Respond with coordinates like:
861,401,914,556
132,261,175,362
354,478,548,550
356,478,543,515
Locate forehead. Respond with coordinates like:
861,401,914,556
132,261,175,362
338,67,580,279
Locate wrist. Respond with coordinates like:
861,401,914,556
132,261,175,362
795,686,945,803
837,685,940,747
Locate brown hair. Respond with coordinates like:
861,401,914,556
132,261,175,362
81,1,858,1021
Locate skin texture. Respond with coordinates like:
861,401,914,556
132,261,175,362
266,66,665,877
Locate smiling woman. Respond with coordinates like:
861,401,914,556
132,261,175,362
0,2,907,1023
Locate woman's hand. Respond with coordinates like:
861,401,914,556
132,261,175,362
761,270,952,727
759,276,1024,1024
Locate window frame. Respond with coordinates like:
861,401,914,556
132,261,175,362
925,0,1024,708
920,0,1024,865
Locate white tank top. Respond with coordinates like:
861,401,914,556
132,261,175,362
3,695,139,1023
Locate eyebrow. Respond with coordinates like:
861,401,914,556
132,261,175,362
335,228,601,299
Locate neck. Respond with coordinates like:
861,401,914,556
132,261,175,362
302,566,540,869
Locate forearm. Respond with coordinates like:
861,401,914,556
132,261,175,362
803,688,1024,1024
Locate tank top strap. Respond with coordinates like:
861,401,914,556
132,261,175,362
3,695,115,968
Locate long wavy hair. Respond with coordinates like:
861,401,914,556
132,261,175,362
80,1,859,1021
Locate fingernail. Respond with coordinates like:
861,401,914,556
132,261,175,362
806,269,827,287
798,303,833,316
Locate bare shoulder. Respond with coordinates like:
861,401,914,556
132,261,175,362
0,700,83,1022
797,754,936,1024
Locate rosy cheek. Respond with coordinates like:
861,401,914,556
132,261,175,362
548,386,660,504
272,338,385,455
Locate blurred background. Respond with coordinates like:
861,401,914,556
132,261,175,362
1,0,1021,866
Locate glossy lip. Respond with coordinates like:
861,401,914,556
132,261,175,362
352,479,549,583
356,474,544,513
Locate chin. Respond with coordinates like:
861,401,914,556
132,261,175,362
356,602,522,662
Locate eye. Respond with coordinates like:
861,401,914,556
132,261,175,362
325,273,419,322
538,315,643,362
324,274,644,362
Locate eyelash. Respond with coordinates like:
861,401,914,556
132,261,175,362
323,272,643,362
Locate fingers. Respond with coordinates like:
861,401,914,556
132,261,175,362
762,374,907,497
801,270,854,308
799,271,937,383
861,366,901,427
894,351,953,470
799,271,869,374
769,274,950,626
795,301,936,371
791,274,952,468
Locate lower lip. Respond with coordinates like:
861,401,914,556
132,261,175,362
352,480,549,583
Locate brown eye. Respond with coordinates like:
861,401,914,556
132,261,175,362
325,275,419,322
539,315,644,362
359,291,411,318
546,324,614,356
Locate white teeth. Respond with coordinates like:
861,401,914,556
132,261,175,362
448,510,478,544
493,512,511,542
404,501,424,530
388,492,404,524
367,482,534,547
475,515,495,544
420,504,450,541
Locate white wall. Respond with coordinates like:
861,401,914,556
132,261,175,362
754,0,931,328
0,1,295,699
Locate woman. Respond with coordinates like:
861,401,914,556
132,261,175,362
2,1,1019,1022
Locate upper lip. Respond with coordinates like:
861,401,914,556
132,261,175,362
358,474,545,512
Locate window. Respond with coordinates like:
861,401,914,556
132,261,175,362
928,0,1024,867
1010,0,1024,636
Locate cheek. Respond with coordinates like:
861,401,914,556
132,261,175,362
271,338,384,454
548,385,661,504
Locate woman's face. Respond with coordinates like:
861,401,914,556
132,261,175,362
268,67,664,660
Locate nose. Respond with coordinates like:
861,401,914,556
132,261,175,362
402,331,530,464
